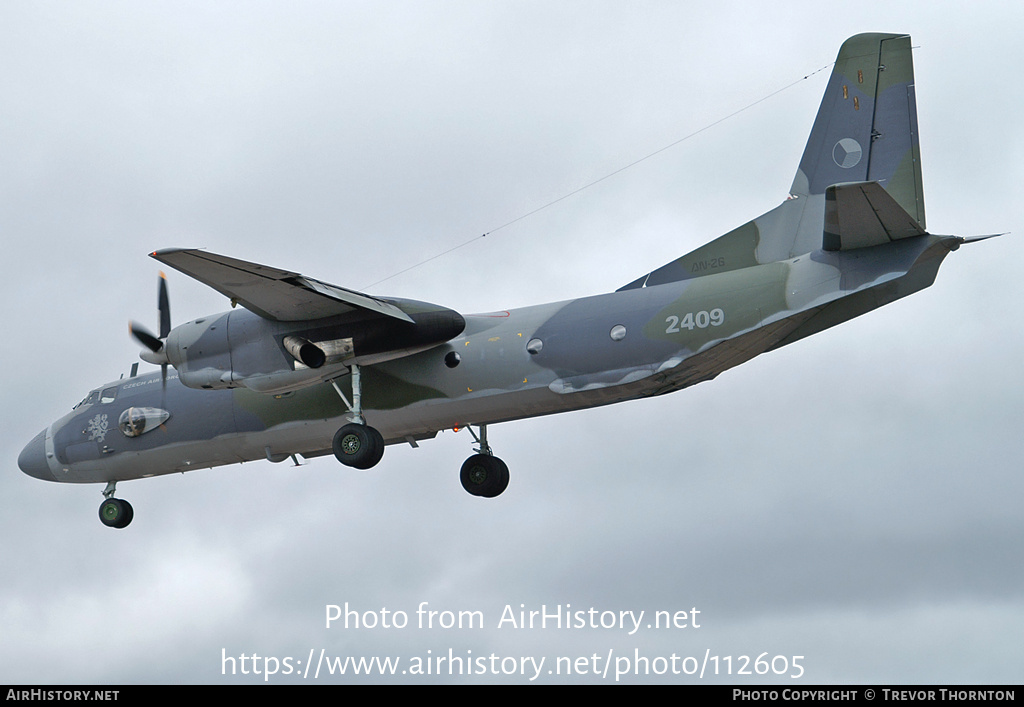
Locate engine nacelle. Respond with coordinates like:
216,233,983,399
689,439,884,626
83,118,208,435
162,299,465,394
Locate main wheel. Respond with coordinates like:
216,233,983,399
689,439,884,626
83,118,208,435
99,498,134,528
460,454,510,498
333,423,385,469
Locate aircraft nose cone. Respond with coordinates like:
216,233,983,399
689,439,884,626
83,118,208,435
18,429,56,482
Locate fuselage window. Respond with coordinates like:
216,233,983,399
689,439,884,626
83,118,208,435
118,407,171,438
119,408,146,437
101,387,118,403
526,338,543,355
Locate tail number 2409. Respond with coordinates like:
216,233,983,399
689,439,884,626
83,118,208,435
665,308,724,334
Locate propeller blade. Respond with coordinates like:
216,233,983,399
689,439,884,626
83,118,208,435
131,272,173,384
130,321,163,353
158,272,171,339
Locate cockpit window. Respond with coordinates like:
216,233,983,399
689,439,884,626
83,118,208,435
101,387,118,404
77,390,99,408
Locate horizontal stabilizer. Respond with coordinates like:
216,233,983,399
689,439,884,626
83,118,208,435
822,181,925,251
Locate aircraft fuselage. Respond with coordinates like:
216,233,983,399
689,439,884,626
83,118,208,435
19,233,957,485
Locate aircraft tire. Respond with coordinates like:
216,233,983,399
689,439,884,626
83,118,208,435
99,498,134,528
333,423,385,469
460,454,509,498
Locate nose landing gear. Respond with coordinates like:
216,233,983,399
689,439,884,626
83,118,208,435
98,481,133,528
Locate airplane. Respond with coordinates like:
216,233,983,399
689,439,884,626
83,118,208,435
18,33,998,528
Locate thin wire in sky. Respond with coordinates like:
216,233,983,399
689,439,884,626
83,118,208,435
362,62,833,291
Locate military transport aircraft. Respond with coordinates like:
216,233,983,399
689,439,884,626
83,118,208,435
19,33,997,527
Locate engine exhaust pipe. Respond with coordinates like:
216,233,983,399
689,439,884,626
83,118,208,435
283,336,326,369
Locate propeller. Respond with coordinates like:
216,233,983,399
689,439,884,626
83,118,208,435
130,272,171,392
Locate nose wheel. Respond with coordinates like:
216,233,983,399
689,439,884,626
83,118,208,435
459,424,509,498
98,482,133,528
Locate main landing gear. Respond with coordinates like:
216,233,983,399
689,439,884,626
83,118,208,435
330,364,385,470
459,424,509,498
326,366,508,496
98,481,133,528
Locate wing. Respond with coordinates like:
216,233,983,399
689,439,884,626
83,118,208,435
151,248,414,323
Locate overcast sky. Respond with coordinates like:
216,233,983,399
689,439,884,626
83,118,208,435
2,0,1022,685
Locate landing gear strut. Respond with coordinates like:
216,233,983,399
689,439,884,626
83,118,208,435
460,424,509,498
330,364,385,469
98,481,133,528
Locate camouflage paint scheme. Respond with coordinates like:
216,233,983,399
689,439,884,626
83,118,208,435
18,34,979,491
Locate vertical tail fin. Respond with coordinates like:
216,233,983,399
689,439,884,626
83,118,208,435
792,33,924,227
619,33,925,292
